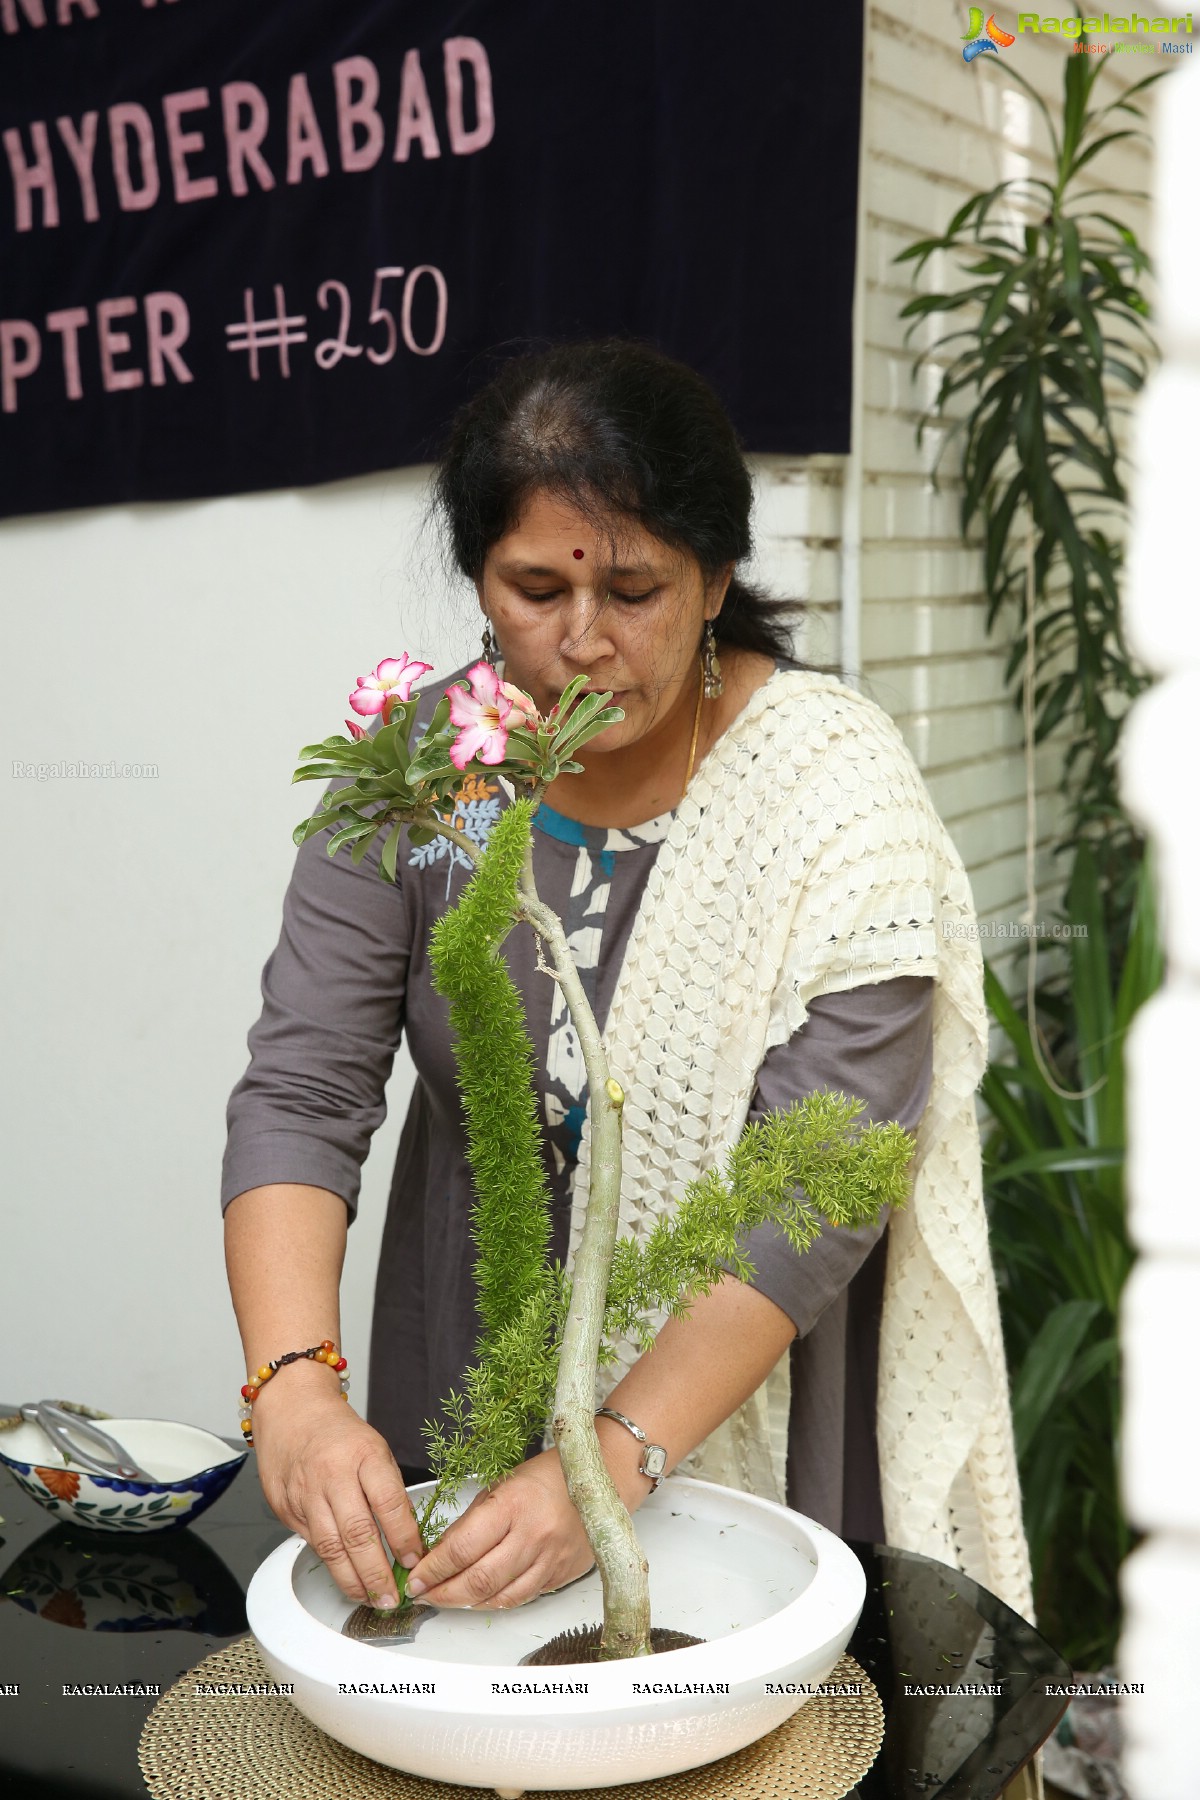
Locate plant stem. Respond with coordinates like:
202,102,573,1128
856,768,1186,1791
516,842,652,1659
407,809,483,866
411,794,651,1655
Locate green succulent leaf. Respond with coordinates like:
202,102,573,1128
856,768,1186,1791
350,824,385,865
379,821,404,883
325,819,383,856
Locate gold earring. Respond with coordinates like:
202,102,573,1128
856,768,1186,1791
702,620,724,699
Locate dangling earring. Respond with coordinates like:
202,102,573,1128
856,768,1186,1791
702,620,724,699
481,621,499,669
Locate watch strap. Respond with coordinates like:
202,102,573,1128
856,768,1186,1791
595,1407,668,1491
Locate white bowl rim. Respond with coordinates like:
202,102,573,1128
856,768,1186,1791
248,1474,865,1713
0,1416,247,1487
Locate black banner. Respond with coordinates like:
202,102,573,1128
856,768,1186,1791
0,1,863,521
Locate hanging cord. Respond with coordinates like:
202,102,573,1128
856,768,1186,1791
1021,524,1104,1103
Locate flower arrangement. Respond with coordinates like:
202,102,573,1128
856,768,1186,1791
292,656,916,1661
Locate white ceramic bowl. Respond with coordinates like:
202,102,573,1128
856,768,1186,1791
0,1418,246,1533
247,1474,866,1795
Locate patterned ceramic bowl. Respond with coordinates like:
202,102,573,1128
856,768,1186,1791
0,1418,246,1533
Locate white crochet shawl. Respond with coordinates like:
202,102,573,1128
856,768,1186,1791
560,667,1036,1624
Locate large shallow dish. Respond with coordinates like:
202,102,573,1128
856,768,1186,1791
247,1473,866,1795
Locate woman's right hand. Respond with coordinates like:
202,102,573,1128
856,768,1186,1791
249,1362,425,1609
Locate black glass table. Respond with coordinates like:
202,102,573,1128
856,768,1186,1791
0,1453,1069,1799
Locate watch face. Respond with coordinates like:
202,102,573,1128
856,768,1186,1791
643,1444,668,1479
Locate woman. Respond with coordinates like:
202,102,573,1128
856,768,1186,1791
222,340,1033,1625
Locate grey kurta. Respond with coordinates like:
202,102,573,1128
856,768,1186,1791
221,671,933,1542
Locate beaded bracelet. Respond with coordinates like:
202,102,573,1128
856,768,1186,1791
238,1340,349,1447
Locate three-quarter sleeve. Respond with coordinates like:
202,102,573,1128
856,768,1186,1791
731,974,935,1335
220,808,411,1220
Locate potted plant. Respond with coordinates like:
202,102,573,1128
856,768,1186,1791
246,655,914,1793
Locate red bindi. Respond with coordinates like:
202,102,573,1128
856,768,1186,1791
572,548,585,559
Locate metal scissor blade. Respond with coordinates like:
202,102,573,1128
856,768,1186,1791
31,1402,158,1482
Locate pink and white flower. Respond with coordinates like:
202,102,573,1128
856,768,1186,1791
499,681,541,728
349,654,434,725
446,661,535,769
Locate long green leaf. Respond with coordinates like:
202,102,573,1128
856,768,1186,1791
1045,404,1119,495
1062,280,1106,369
1060,1336,1119,1399
900,290,989,323
368,716,414,775
379,820,403,884
979,261,1027,338
1061,217,1083,306
1066,129,1139,185
291,760,370,785
350,823,385,866
985,471,1025,597
295,735,373,762
1104,852,1164,1145
990,1147,1122,1182
1011,1299,1103,1458
1066,844,1112,1128
1051,481,1095,611
549,689,617,753
1104,353,1149,391
1043,335,1107,420
1021,1426,1074,1582
293,807,354,847
1034,671,1075,741
964,387,1019,525
1080,531,1122,614
325,819,381,855
1085,67,1168,127
553,707,625,760
983,964,1083,1148
1060,54,1090,177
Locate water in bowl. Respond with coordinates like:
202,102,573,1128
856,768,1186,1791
293,1503,818,1667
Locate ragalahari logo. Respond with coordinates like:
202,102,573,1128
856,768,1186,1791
962,8,1018,56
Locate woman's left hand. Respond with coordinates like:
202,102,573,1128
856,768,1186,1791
404,1448,598,1610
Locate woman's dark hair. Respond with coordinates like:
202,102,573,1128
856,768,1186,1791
430,338,801,661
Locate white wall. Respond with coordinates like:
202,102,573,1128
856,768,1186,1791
2,471,473,1434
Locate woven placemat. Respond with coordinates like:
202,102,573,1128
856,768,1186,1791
139,1637,882,1800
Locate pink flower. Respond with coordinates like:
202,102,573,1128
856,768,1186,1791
447,661,521,769
499,681,541,727
344,719,366,741
349,654,433,725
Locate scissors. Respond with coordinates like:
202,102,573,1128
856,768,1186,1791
0,1400,158,1483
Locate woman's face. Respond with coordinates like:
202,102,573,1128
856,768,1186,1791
477,490,729,755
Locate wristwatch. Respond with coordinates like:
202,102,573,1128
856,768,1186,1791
595,1408,668,1492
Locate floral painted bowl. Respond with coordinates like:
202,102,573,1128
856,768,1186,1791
0,1418,246,1533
